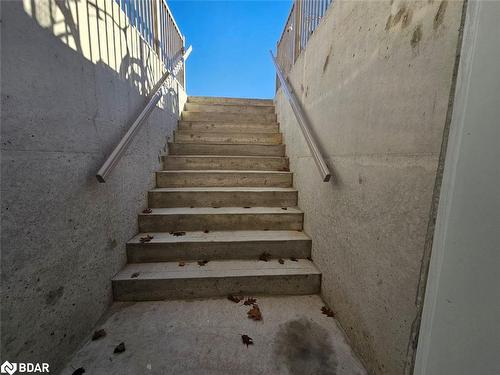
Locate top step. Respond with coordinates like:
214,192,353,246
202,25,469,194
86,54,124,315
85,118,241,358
188,96,274,107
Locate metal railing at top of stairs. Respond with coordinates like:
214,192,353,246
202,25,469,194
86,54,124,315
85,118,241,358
96,45,192,183
270,50,331,182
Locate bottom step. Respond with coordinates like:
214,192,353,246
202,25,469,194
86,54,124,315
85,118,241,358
112,259,320,301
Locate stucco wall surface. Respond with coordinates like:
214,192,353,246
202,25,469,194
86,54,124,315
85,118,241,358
274,1,464,373
0,1,186,371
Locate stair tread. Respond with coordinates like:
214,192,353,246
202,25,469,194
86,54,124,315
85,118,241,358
128,230,309,244
164,155,286,159
139,206,302,215
158,169,291,174
176,130,279,135
113,259,319,281
169,142,283,147
149,187,297,193
188,96,274,106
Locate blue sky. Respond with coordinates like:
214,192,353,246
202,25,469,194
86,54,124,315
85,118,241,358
168,0,292,99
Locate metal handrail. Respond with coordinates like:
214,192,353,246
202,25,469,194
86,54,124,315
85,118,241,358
270,50,331,182
96,45,192,183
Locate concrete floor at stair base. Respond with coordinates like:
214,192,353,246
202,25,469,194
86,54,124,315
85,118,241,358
61,295,366,375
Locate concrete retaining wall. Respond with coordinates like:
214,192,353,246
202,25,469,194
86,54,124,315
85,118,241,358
274,1,464,373
0,1,186,371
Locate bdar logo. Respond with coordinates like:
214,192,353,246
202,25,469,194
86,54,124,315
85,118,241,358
0,361,17,375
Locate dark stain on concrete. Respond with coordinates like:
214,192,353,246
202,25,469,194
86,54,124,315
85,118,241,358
45,286,64,305
401,8,412,28
323,54,330,73
411,24,423,48
323,45,333,74
385,14,393,30
274,318,337,374
434,1,447,30
108,238,118,250
385,5,406,30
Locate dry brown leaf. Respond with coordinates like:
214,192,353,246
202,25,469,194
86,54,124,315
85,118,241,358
170,231,186,237
321,306,335,317
290,257,298,262
241,334,253,347
243,298,256,306
91,329,106,341
131,272,139,278
228,294,242,303
142,208,152,214
259,252,271,262
198,260,208,266
113,342,125,354
140,235,153,243
178,262,185,267
278,258,285,264
247,304,262,321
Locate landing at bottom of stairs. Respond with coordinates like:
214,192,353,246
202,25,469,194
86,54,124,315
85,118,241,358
61,295,366,375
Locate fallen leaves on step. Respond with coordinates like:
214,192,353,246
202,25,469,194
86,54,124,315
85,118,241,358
243,206,251,209
241,334,254,347
170,231,186,237
281,207,288,210
243,298,256,306
91,329,106,341
290,257,298,262
228,294,242,303
131,272,139,278
204,229,210,233
198,260,208,266
178,262,185,267
213,206,220,209
140,235,153,243
72,368,85,375
142,208,152,214
321,306,335,317
307,256,312,261
278,258,285,264
113,342,126,354
247,304,262,321
259,252,271,262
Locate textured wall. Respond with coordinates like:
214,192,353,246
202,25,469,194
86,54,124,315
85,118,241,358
0,1,186,372
275,1,464,373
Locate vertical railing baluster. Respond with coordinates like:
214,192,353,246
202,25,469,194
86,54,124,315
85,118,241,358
276,0,334,92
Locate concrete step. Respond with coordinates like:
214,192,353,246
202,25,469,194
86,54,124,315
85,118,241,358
168,142,286,156
187,96,274,107
178,121,280,133
182,111,276,123
156,170,293,188
174,131,282,145
184,102,275,114
148,187,298,207
112,259,320,301
138,207,304,232
162,155,289,171
126,230,311,262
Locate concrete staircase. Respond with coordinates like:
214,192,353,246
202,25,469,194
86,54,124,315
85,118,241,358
112,96,321,301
